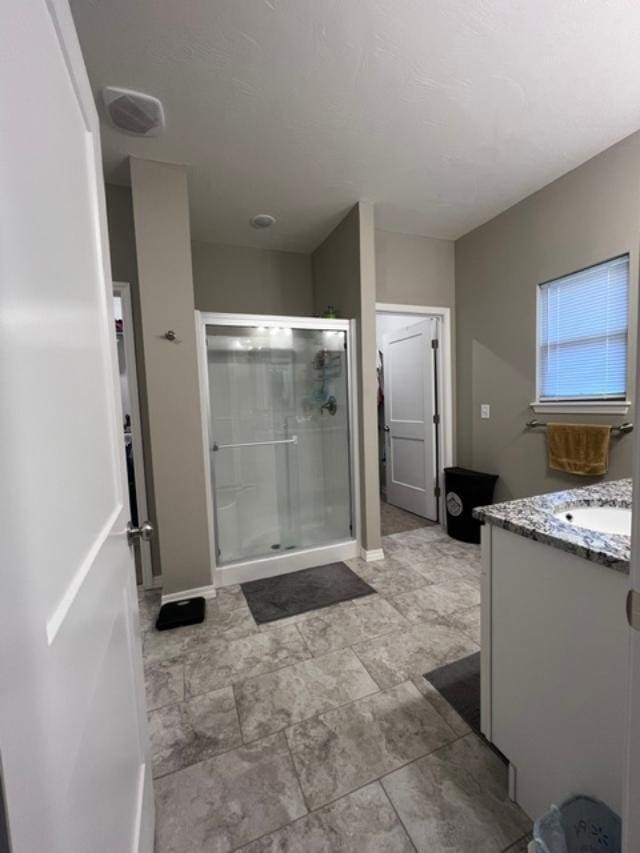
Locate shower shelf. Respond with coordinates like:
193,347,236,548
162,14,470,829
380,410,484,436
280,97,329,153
212,436,298,451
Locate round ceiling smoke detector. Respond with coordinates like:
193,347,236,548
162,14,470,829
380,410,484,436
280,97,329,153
250,214,276,229
102,86,165,137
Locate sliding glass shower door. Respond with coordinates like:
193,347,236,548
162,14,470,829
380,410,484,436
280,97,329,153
205,321,352,565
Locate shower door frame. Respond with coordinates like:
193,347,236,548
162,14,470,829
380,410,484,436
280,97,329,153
196,311,361,587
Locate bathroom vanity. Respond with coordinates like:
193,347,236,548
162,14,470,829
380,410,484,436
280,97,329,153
475,480,631,821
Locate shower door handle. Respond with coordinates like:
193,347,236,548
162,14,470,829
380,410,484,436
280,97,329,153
212,436,298,451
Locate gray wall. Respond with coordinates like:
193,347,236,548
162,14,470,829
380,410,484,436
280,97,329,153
130,158,212,595
312,202,381,552
106,184,139,292
313,206,362,318
375,229,455,310
192,241,313,315
105,184,161,577
375,229,457,459
455,132,640,502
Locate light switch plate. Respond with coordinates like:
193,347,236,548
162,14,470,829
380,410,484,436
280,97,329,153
481,404,491,419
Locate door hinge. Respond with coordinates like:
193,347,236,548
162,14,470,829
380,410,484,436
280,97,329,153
433,414,440,425
627,589,640,631
434,485,441,498
431,339,439,349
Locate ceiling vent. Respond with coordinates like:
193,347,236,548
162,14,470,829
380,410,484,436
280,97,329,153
102,87,165,137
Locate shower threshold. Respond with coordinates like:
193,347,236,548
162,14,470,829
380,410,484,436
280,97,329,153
213,538,359,587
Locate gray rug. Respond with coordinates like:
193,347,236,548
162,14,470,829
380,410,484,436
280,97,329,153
424,652,481,734
425,653,510,766
241,562,376,624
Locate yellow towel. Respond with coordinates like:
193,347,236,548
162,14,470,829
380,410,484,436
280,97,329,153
547,423,610,476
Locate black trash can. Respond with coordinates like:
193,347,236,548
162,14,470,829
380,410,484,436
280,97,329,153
444,467,498,543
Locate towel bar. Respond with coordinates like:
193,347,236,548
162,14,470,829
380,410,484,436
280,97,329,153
526,420,633,434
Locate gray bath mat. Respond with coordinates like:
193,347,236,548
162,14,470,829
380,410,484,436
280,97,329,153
241,562,375,624
424,652,481,734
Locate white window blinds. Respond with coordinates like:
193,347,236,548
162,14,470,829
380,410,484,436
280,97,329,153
537,255,629,401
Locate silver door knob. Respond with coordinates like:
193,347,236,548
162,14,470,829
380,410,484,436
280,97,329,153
383,426,390,432
127,520,154,545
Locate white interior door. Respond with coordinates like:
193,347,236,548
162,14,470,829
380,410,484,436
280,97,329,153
0,2,153,852
383,318,439,521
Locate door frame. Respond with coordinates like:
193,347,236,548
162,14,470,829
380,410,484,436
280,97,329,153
195,311,361,587
376,303,454,522
622,285,640,849
113,281,154,589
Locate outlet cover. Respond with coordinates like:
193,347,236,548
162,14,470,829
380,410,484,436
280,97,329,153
481,404,491,419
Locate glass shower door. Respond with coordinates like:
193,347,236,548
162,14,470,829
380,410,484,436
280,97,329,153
206,322,352,565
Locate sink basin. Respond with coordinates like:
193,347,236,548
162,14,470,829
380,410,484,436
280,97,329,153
554,505,631,536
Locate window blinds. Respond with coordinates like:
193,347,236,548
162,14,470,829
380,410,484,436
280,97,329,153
538,255,629,401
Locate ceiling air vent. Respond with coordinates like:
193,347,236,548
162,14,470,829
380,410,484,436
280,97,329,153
101,87,165,137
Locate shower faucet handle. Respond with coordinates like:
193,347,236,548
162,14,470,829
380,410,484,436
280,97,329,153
321,396,338,415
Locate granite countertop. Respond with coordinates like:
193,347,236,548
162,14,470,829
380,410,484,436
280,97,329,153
473,478,632,573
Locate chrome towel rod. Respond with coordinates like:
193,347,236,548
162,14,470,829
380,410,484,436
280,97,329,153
212,436,298,451
526,419,633,434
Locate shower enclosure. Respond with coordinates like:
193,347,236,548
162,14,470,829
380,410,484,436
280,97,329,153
198,313,359,585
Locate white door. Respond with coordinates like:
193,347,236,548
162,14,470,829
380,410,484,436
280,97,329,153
0,2,154,852
383,318,439,521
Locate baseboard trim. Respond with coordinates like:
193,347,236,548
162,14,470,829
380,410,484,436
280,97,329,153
161,584,217,605
360,547,384,562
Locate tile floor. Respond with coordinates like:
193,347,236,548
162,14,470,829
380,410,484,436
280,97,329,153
379,498,438,536
140,527,532,852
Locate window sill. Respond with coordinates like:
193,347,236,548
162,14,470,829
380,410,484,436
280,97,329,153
530,400,632,415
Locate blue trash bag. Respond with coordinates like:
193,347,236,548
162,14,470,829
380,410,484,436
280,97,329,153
532,795,621,853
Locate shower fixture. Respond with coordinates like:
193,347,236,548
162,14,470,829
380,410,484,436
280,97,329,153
321,396,337,415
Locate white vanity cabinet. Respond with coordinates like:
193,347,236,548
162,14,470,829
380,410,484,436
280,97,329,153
480,523,628,821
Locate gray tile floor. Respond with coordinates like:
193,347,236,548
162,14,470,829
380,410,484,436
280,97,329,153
380,499,437,536
140,527,532,852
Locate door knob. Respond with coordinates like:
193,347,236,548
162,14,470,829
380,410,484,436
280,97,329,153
127,520,154,545
383,426,390,432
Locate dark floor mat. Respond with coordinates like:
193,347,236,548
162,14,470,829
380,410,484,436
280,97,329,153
241,562,375,624
425,652,508,765
424,651,481,734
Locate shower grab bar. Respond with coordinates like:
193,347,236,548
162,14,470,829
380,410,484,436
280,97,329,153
212,435,298,451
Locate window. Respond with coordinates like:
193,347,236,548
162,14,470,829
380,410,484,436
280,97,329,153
536,255,629,408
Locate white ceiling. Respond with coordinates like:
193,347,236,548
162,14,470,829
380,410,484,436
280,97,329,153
70,0,640,254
